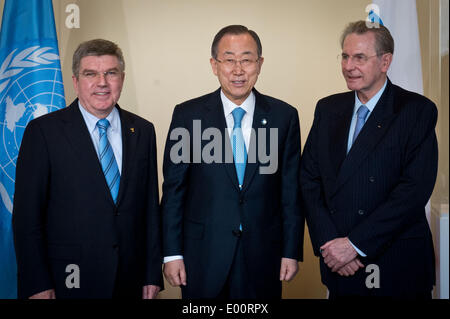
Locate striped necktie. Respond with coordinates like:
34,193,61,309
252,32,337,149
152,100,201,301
97,119,120,203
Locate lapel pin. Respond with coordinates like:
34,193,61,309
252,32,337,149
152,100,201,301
377,124,382,129
261,118,267,125
130,127,135,133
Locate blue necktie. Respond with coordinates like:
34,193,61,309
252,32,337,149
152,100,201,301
231,107,247,190
97,119,120,204
352,105,370,144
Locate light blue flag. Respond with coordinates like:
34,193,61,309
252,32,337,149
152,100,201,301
0,0,65,298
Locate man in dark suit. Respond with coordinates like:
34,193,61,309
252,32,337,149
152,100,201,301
161,25,304,299
301,21,438,298
13,39,163,299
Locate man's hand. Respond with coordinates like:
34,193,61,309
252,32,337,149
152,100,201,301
320,237,358,272
142,285,160,299
337,258,364,277
29,289,55,299
163,259,187,287
279,257,299,281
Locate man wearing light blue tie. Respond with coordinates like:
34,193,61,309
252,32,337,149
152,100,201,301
13,39,163,299
301,21,438,298
161,25,304,299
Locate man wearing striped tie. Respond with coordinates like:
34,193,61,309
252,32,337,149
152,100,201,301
13,39,163,299
161,25,304,299
301,21,438,298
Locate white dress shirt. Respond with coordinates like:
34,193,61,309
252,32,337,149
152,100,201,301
347,79,387,153
163,90,256,264
78,102,123,174
221,90,255,150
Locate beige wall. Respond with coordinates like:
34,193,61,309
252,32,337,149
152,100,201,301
1,0,447,299
53,0,370,299
417,0,449,213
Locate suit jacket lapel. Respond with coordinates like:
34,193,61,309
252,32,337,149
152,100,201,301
61,99,114,205
242,89,269,191
203,89,241,191
327,93,354,179
115,106,139,205
334,80,397,194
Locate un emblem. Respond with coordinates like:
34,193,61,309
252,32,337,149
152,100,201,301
0,46,65,213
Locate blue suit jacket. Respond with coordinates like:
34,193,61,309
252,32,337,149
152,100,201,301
301,80,437,296
161,88,304,298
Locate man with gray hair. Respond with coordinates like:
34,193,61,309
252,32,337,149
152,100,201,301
13,39,163,299
301,21,438,298
162,25,304,299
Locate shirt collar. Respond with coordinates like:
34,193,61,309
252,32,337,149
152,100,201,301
354,79,388,114
78,101,120,134
220,90,255,118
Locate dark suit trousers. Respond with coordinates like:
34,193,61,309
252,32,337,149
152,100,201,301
112,255,141,299
216,237,258,299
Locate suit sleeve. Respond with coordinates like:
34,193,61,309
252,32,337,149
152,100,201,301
348,100,438,258
300,104,340,256
161,105,190,256
12,120,53,298
281,108,305,261
144,123,164,288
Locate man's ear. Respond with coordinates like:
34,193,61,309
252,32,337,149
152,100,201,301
210,57,218,76
72,74,79,94
256,56,264,75
380,53,393,73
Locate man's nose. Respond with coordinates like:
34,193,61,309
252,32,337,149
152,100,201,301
342,57,356,70
232,61,244,74
96,73,108,85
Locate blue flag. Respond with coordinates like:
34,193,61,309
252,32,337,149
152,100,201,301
0,0,65,298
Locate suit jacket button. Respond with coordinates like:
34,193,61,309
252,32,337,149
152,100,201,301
239,198,244,205
369,176,375,182
330,209,336,214
232,230,242,237
358,209,365,215
113,244,118,249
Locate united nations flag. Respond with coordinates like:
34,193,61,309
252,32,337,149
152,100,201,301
0,0,65,298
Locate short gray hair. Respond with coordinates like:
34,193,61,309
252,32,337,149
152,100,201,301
340,20,394,56
72,39,125,76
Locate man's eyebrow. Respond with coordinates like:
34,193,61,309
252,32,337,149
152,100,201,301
223,51,254,56
80,68,96,73
81,67,120,72
341,51,365,56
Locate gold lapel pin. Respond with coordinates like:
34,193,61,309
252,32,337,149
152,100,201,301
130,127,135,133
